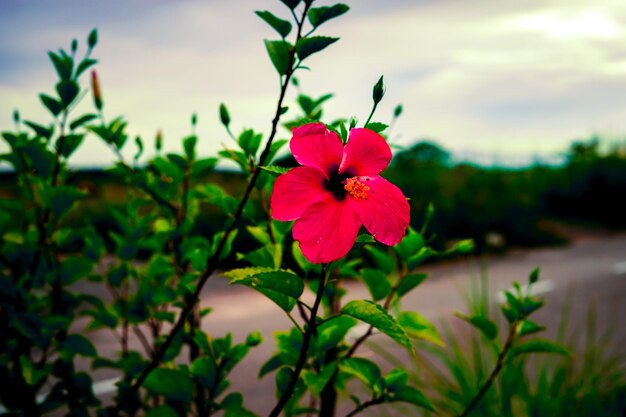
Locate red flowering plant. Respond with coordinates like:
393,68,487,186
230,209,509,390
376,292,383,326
271,122,410,264
0,0,564,416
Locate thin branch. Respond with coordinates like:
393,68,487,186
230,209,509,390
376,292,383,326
344,396,384,417
109,4,312,411
457,322,519,417
268,264,328,417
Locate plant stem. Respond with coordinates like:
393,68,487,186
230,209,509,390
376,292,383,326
344,396,384,417
110,4,312,412
457,321,518,417
364,102,378,127
268,264,328,417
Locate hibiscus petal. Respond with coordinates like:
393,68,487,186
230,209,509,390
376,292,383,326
293,197,361,264
339,128,392,176
351,176,410,246
290,122,343,175
271,166,327,221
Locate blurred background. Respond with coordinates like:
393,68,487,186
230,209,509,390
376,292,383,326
1,0,625,250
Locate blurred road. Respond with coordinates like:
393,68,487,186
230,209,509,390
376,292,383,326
76,233,626,415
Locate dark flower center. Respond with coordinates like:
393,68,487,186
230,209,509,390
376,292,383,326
323,164,355,201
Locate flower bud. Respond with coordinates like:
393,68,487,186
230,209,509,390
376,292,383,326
219,103,230,127
372,75,385,105
91,70,103,111
155,130,163,152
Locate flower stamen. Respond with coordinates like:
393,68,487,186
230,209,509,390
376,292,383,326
344,177,370,200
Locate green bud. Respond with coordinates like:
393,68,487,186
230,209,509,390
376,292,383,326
373,75,385,104
219,103,230,127
13,109,20,125
191,113,197,127
292,77,299,87
71,39,78,53
155,130,163,152
88,28,98,49
246,331,263,347
91,70,103,110
394,104,403,118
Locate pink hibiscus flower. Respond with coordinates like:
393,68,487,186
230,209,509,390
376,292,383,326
271,122,410,264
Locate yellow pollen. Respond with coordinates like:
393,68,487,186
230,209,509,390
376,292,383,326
344,177,370,200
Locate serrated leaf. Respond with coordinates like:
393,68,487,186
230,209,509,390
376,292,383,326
341,300,413,352
510,339,570,358
224,269,304,312
398,311,444,347
308,4,350,28
143,368,193,402
256,11,292,38
264,40,292,76
296,36,339,61
454,312,498,340
259,165,290,176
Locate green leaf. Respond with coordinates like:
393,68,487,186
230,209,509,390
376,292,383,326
60,255,93,285
23,120,54,140
365,246,395,274
384,369,408,393
388,386,435,412
517,320,545,336
356,234,375,243
364,122,388,133
60,334,97,357
259,165,290,176
49,186,85,218
238,129,262,157
56,80,80,106
341,357,382,393
191,357,217,390
267,139,289,163
341,300,413,352
454,312,498,340
529,267,540,284
359,268,391,301
191,157,218,177
69,114,97,130
316,315,357,351
259,354,283,378
145,406,178,417
510,339,570,358
143,368,193,402
40,94,63,116
308,4,350,28
296,36,339,61
75,58,98,77
224,269,304,312
183,135,197,160
302,363,336,396
58,134,84,158
264,40,292,76
396,273,428,298
48,51,72,80
280,0,300,9
256,11,292,38
398,311,444,347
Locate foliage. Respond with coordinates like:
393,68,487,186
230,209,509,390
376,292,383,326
0,1,612,417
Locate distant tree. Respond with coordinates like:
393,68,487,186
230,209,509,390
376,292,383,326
393,140,451,165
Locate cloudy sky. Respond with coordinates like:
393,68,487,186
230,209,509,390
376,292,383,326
1,0,625,166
